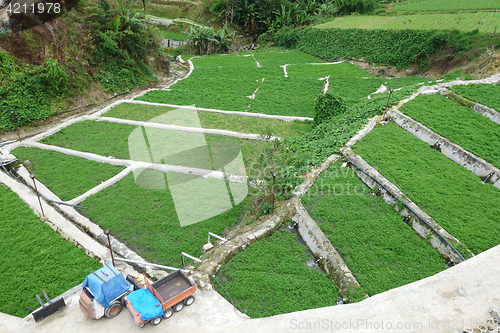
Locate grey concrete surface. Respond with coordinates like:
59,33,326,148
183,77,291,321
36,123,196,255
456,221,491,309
1,244,499,333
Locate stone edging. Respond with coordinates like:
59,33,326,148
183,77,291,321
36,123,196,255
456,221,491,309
292,200,362,298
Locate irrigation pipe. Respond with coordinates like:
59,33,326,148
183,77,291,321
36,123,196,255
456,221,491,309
340,152,466,262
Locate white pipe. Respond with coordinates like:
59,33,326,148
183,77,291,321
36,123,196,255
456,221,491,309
208,232,228,244
114,257,189,272
180,252,202,263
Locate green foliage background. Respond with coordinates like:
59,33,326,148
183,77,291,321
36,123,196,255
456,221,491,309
276,27,474,68
0,53,68,131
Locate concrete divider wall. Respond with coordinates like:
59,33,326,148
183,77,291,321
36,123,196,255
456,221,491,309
439,88,500,125
192,152,365,301
388,109,500,189
292,201,362,298
342,147,472,263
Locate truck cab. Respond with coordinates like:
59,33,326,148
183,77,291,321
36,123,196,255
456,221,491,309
79,264,133,320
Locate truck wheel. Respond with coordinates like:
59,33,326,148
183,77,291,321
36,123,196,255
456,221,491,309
104,301,122,318
163,308,174,319
173,302,184,312
150,316,162,326
184,296,195,306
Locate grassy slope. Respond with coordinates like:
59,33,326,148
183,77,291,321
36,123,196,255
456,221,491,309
451,83,500,111
392,0,500,11
215,228,339,318
302,161,446,296
315,12,500,33
79,172,253,267
12,147,125,201
105,103,313,137
0,184,101,317
399,93,500,168
354,122,500,254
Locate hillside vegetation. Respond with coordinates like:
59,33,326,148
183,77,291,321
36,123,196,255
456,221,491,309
0,0,166,131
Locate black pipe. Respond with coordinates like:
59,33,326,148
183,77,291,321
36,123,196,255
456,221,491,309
46,199,88,209
341,152,466,262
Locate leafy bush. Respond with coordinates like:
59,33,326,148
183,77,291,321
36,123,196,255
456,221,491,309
87,0,158,93
274,25,300,49
314,93,346,127
0,54,68,131
283,28,474,68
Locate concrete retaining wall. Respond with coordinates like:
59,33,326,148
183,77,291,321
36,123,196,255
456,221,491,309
192,152,365,301
342,147,472,263
388,109,500,189
162,39,188,49
292,201,362,298
440,88,500,125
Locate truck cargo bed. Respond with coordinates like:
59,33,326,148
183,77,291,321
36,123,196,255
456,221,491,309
152,271,194,303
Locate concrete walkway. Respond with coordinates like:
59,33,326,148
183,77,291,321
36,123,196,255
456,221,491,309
1,244,499,333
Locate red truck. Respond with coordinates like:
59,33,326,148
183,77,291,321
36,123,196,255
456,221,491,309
123,270,196,327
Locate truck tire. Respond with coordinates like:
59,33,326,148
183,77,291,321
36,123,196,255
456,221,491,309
173,302,184,312
150,316,162,326
184,296,195,306
104,301,122,318
163,308,174,319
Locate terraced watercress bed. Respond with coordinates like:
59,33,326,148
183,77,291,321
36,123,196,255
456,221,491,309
105,103,313,137
450,83,500,112
0,184,101,317
138,49,430,118
40,120,271,176
79,172,254,267
354,122,500,254
399,93,500,168
302,161,447,297
11,147,125,201
215,227,339,318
